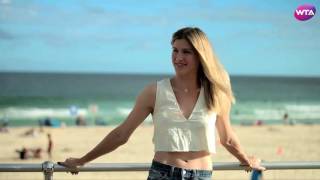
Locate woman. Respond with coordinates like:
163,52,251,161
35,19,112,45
58,27,265,179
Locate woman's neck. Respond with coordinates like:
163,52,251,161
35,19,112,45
172,75,200,92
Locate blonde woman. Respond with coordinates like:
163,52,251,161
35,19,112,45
58,27,265,179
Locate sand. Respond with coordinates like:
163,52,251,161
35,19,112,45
0,124,319,180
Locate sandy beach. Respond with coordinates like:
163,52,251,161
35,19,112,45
0,124,319,180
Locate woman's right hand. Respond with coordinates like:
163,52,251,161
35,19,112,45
57,157,85,175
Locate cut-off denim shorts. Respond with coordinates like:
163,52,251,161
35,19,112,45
147,160,212,180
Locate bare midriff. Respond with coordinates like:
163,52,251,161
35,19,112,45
153,151,212,170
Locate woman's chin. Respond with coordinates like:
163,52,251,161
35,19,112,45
174,69,191,76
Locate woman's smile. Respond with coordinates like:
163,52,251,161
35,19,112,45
174,62,187,68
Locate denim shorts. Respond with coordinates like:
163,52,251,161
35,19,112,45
147,160,212,180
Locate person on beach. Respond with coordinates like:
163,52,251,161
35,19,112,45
75,115,87,126
58,27,265,179
16,147,29,160
16,147,42,159
283,113,289,125
0,115,9,133
47,133,53,158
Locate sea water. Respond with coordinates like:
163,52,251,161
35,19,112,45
1,72,319,126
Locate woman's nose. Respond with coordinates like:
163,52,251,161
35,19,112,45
175,53,184,61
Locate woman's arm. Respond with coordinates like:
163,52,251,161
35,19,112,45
215,102,265,171
58,84,156,173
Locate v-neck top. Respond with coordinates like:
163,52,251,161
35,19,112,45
152,78,217,153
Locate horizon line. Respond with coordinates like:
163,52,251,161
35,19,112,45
0,70,319,78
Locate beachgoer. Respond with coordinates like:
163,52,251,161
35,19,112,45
16,147,42,159
58,27,265,179
47,133,53,158
31,148,42,158
44,117,53,126
22,128,38,137
254,120,263,126
16,147,29,160
283,113,289,124
75,115,87,126
0,116,9,133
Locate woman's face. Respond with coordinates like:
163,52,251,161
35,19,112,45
171,39,200,76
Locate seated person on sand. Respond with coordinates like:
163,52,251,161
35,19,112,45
16,147,29,160
31,148,42,158
21,128,39,137
16,147,42,159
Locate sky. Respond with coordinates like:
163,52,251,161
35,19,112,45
0,0,319,77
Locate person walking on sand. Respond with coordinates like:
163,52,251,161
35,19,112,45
47,133,53,158
58,27,265,179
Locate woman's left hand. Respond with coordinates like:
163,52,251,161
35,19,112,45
240,156,266,172
57,157,84,175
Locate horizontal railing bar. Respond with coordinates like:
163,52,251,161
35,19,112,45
0,161,320,172
55,163,150,172
0,164,42,172
212,162,320,170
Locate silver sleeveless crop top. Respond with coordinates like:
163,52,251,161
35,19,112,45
152,79,217,153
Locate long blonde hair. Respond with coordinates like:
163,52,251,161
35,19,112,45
172,27,235,114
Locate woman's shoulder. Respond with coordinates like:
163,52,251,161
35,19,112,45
145,78,169,90
141,78,171,97
143,82,157,94
156,78,171,87
136,82,157,110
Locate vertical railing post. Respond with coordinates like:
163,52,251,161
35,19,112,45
42,161,54,180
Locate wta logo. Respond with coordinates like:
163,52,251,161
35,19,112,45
294,4,316,21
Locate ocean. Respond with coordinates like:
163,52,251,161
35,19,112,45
1,72,320,126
